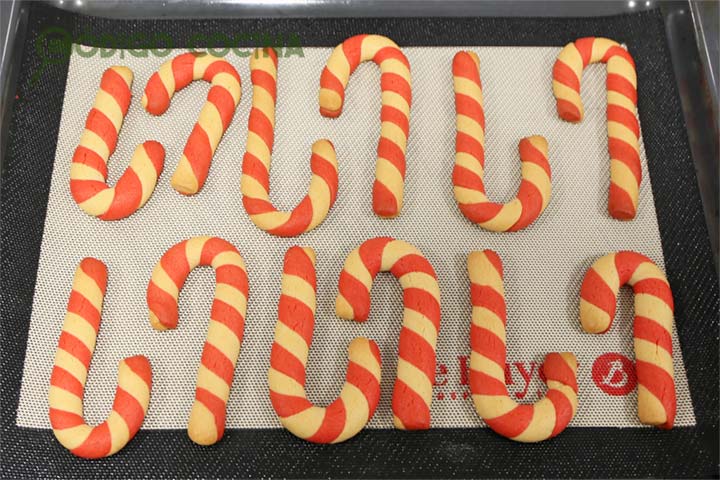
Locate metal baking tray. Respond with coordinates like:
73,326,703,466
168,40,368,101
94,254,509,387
0,2,717,478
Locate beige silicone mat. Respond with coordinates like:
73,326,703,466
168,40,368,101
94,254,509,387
16,45,695,429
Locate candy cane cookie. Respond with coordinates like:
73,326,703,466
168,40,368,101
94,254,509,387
553,37,641,220
143,52,241,195
242,48,339,237
147,236,248,445
468,250,578,442
336,237,440,430
269,247,382,443
49,258,151,458
453,52,551,232
580,251,675,428
70,66,165,220
319,35,411,218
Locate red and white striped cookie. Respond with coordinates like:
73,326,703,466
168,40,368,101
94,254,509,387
147,236,248,445
269,246,382,443
468,250,578,442
453,51,551,232
143,52,241,195
49,258,152,458
319,34,411,218
553,37,641,220
336,237,440,430
242,48,339,237
70,66,165,220
580,251,675,429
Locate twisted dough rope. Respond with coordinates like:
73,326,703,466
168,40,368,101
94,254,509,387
336,237,440,430
269,246,382,443
553,37,641,220
468,250,578,442
241,48,339,237
453,52,551,232
580,251,675,429
70,67,165,220
147,236,248,445
49,258,151,458
319,34,411,218
143,52,241,195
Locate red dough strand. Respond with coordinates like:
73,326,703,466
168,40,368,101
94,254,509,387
453,51,552,232
580,251,675,429
70,67,165,220
553,37,641,220
147,236,248,445
268,246,382,443
49,258,152,458
319,35,411,218
241,48,339,236
143,52,241,195
468,250,578,442
336,237,440,430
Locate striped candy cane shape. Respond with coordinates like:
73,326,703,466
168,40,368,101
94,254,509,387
453,52,551,232
553,37,641,220
147,236,248,445
70,66,165,220
269,246,382,443
143,52,241,195
319,34,411,218
49,258,152,458
468,250,578,442
336,237,440,430
242,48,339,237
580,251,675,429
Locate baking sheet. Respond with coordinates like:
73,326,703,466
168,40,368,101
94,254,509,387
16,45,695,430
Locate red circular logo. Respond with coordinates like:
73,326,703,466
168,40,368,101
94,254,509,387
592,353,637,396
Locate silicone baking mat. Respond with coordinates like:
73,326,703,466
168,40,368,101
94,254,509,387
15,44,696,430
2,4,717,478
